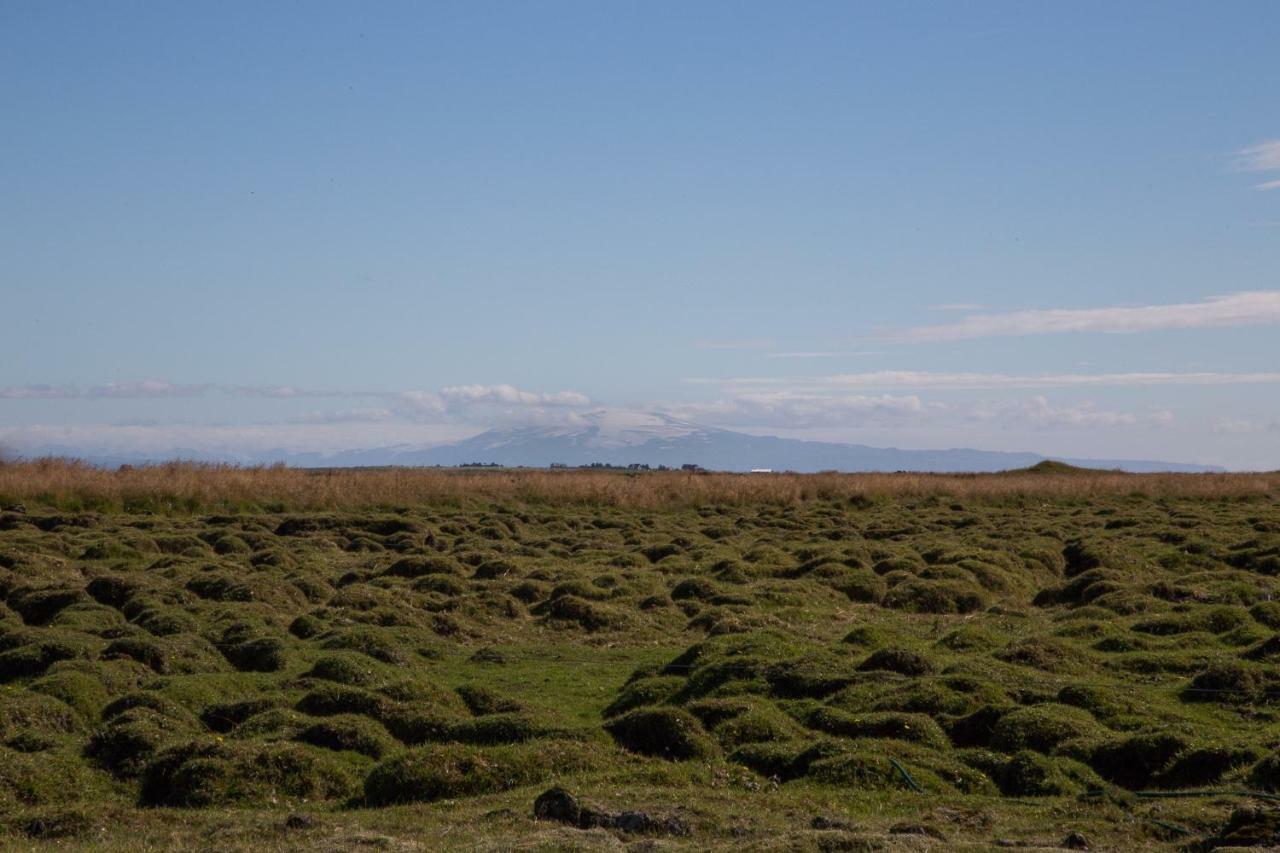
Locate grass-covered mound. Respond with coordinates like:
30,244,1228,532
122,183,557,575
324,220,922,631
0,485,1278,848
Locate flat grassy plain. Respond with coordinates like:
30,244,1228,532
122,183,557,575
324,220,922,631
1,462,1280,850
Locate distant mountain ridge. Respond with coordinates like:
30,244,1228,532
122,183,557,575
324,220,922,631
8,411,1225,472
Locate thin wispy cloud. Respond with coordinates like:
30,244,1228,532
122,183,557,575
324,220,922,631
883,291,1280,342
692,338,775,351
1238,140,1280,190
0,381,589,409
927,303,984,312
228,385,386,399
0,422,478,457
439,384,591,407
974,396,1174,431
690,370,1280,391
289,408,398,425
0,381,213,399
766,351,879,359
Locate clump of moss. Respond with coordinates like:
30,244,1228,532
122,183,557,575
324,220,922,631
296,714,394,758
604,707,719,760
1183,661,1271,704
85,576,146,609
363,741,596,806
304,653,384,687
1082,731,1190,788
447,712,545,745
102,637,168,673
603,675,684,718
808,707,950,750
0,691,83,745
540,595,626,631
319,628,405,664
671,578,720,601
990,704,1106,754
688,698,802,748
140,740,361,807
200,698,283,733
883,579,985,614
220,636,288,672
296,685,392,720
995,638,1077,673
858,647,935,677
841,626,885,648
29,669,112,722
1207,806,1280,848
936,625,1000,652
0,747,113,809
1055,684,1137,727
1002,750,1069,795
0,637,93,682
1156,745,1258,788
455,684,522,716
86,705,195,777
289,614,324,639
7,587,89,626
1249,601,1280,630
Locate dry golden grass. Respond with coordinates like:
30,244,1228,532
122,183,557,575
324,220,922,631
0,458,1275,511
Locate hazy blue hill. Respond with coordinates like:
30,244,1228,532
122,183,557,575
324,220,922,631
378,422,1220,473
11,412,1225,473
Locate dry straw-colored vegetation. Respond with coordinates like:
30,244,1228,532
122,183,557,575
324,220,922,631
0,458,1276,512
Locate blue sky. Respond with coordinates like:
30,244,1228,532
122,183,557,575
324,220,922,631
2,1,1278,468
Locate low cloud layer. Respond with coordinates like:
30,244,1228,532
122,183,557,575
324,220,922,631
1,376,1272,469
0,381,592,409
883,291,1280,343
663,391,1171,432
693,369,1280,391
0,381,213,399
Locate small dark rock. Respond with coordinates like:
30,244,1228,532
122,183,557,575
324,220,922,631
534,787,583,825
611,811,691,837
533,788,690,837
812,816,855,831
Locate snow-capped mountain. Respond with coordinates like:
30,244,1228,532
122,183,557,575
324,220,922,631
3,410,1224,472
316,412,1220,472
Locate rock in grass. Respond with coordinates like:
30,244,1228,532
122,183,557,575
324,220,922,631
532,787,691,836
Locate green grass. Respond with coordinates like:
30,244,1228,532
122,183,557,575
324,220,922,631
1,491,1279,849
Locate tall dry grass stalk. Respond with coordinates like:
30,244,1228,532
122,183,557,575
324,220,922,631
0,459,1275,512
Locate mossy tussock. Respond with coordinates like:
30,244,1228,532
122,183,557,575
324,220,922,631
0,491,1278,847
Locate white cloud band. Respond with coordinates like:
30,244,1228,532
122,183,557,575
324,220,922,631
884,291,1280,342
